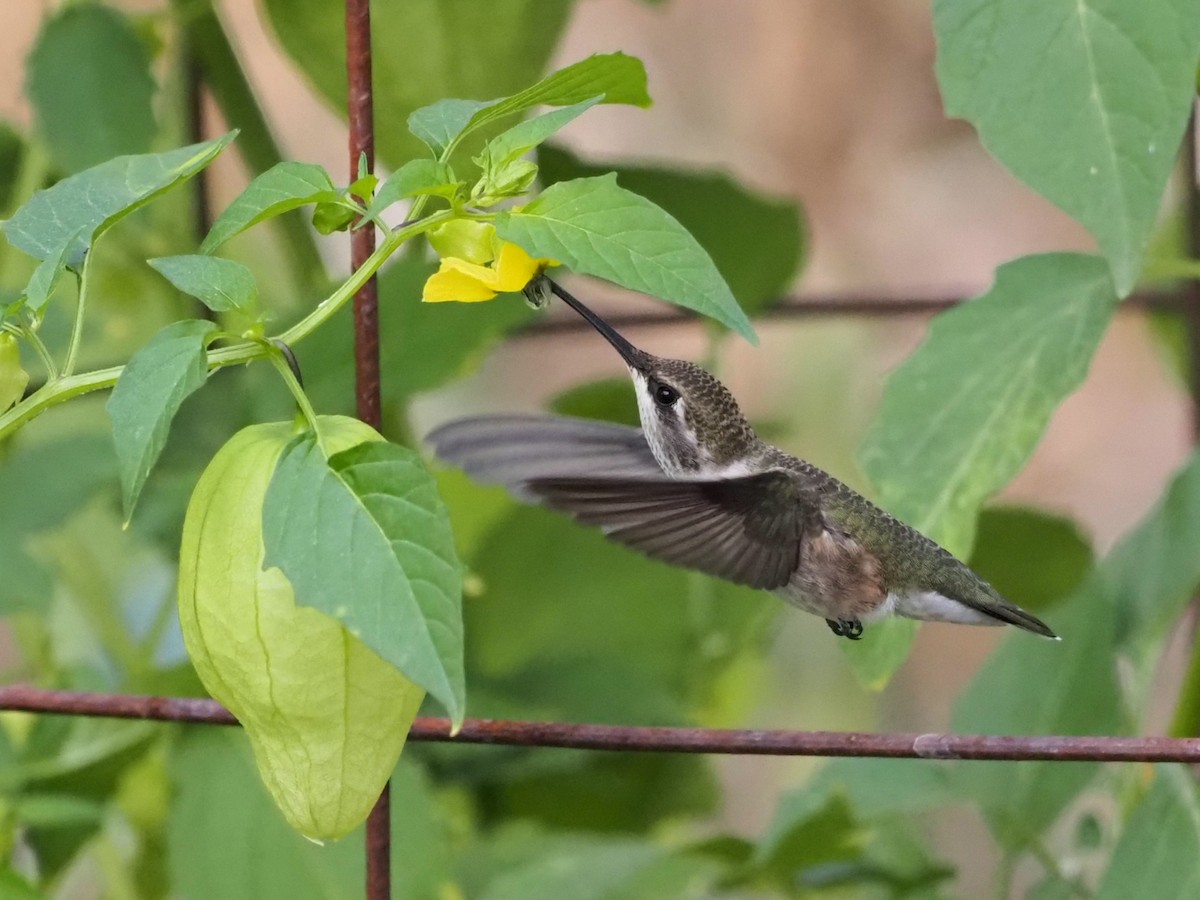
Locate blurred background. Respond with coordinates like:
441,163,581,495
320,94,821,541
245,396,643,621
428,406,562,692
0,1,1193,898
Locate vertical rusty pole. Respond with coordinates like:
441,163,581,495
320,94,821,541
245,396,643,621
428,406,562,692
345,1,390,897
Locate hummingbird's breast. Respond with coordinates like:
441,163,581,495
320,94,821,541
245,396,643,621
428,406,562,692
773,528,890,621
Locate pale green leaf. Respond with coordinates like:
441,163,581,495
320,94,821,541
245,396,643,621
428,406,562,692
148,255,258,312
262,437,465,724
409,52,649,158
26,4,157,173
2,134,236,265
24,229,82,312
1096,766,1200,899
495,174,756,341
201,161,337,253
934,0,1200,294
538,144,805,315
363,159,460,223
261,0,575,166
478,98,601,176
107,320,217,523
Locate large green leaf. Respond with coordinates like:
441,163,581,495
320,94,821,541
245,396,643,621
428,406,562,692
848,254,1117,684
967,507,1093,612
262,436,465,724
950,586,1121,849
200,161,337,253
26,4,157,174
2,134,236,265
107,320,217,523
496,175,755,341
1095,766,1200,899
934,0,1200,294
259,0,575,167
148,255,258,313
538,145,804,314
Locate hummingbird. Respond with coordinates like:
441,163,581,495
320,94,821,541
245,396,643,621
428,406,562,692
426,280,1057,642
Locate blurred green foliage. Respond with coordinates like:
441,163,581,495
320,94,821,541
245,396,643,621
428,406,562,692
1,1,1199,898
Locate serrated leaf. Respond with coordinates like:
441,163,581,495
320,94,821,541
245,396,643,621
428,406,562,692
846,254,1117,684
200,161,337,253
409,52,649,157
24,229,82,313
107,320,217,523
496,174,756,341
934,0,1200,295
1096,766,1200,899
364,159,460,223
262,0,575,167
148,255,257,312
25,4,157,173
262,437,465,724
2,134,236,265
538,144,804,314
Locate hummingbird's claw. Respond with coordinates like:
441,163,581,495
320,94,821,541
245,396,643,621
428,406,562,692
826,618,863,640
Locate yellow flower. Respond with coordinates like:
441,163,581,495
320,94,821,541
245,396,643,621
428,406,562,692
422,223,556,303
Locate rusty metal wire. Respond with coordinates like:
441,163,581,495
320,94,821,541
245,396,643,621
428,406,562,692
2,686,1199,763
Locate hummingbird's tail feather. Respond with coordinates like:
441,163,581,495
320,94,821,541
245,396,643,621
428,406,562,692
425,414,663,498
972,598,1059,640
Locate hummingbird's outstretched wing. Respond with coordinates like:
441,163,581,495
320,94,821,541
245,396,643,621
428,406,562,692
426,413,823,590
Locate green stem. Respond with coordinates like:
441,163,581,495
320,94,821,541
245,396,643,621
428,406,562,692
266,344,321,442
21,323,58,380
61,248,95,377
0,212,449,442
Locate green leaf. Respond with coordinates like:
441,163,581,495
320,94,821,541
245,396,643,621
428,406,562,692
410,52,650,158
749,793,864,883
968,507,1093,612
2,134,236,265
538,144,804,314
201,161,337,253
148,255,258,313
25,4,157,173
363,159,460,222
933,0,1200,295
1096,766,1200,899
477,97,601,191
107,320,217,523
496,175,755,341
0,333,28,413
24,229,81,313
262,437,465,724
950,587,1121,848
847,254,1117,684
261,0,576,167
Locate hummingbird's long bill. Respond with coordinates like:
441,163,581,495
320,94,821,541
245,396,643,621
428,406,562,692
547,281,646,371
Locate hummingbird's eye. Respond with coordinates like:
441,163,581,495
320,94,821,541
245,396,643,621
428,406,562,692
653,384,679,407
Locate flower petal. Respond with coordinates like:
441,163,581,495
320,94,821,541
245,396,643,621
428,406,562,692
492,241,556,292
422,263,499,303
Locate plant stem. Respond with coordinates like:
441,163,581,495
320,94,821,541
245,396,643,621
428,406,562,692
21,323,58,380
266,344,321,441
61,248,95,377
0,211,450,443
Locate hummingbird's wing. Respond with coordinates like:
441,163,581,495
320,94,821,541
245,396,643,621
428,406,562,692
521,471,822,590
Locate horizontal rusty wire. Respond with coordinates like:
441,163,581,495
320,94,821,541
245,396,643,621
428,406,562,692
517,286,1182,337
1,685,1198,763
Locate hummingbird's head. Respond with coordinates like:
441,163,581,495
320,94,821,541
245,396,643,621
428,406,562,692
550,282,759,477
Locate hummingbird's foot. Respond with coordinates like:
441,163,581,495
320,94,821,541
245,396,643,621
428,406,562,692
826,618,864,640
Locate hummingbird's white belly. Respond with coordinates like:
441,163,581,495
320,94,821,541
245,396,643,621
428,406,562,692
774,583,1002,627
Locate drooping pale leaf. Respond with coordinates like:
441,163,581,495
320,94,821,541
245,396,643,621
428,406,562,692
847,254,1117,684
178,419,426,840
25,4,157,173
363,159,460,223
409,52,650,157
950,586,1121,848
477,97,601,178
23,230,82,313
2,134,236,265
1095,766,1200,899
538,144,804,314
148,255,258,312
968,507,1093,611
0,333,27,414
261,0,575,166
934,0,1200,294
262,436,465,725
200,161,337,253
495,175,756,341
107,320,217,523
